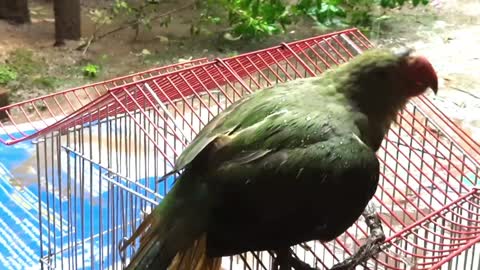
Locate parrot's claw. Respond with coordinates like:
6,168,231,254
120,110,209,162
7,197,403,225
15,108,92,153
118,238,130,266
329,206,385,270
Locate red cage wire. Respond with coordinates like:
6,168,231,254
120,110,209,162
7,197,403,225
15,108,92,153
1,28,480,270
0,58,208,145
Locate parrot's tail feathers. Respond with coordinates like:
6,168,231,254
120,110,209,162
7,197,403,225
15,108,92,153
119,213,156,251
122,214,171,270
123,178,210,270
169,234,222,270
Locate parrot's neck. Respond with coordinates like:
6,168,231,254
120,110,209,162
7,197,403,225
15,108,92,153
360,99,409,151
339,80,410,151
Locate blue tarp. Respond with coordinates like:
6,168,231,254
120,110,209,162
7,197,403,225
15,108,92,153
0,129,176,269
0,130,43,269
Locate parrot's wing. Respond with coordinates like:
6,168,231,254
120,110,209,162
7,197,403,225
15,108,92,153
214,130,380,213
170,94,253,174
170,77,321,175
205,130,381,254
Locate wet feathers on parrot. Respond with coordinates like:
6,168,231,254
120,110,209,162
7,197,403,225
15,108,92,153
121,48,438,270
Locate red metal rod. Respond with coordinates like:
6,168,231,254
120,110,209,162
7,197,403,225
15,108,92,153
215,58,253,95
418,96,480,159
398,105,480,182
429,233,480,270
385,189,479,243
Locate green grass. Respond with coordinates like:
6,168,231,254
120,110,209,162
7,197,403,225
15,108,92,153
0,65,17,85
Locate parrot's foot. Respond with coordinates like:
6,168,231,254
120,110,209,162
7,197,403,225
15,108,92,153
272,248,319,270
329,205,385,270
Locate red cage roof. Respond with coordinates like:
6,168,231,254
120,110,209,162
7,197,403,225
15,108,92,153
0,28,369,144
1,28,478,163
0,57,208,144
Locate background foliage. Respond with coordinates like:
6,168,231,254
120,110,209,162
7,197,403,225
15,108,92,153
86,0,430,43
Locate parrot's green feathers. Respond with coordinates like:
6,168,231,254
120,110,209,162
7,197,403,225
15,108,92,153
125,48,438,269
173,48,407,173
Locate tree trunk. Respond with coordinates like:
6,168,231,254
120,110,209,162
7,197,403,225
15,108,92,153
0,87,10,121
0,0,31,24
53,0,81,46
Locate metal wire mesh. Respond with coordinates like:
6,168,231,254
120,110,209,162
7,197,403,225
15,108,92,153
1,28,480,270
0,58,207,145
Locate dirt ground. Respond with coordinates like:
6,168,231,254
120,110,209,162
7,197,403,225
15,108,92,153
0,0,479,139
372,0,480,143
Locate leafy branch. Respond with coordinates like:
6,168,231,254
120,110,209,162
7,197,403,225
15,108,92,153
194,0,431,40
77,0,196,53
79,0,431,52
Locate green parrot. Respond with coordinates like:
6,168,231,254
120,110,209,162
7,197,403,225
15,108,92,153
120,48,438,270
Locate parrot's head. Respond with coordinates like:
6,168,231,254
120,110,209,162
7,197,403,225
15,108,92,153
331,48,438,150
345,48,438,99
395,48,438,96
339,48,438,117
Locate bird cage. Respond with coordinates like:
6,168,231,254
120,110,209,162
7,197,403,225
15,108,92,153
0,28,479,270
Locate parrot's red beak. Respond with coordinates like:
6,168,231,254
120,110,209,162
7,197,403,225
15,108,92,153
424,59,438,95
407,55,439,95
430,74,438,95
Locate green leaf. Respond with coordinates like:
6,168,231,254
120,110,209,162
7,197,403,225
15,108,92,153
329,5,340,13
209,16,222,24
319,3,329,13
0,65,17,85
82,64,100,78
380,0,393,7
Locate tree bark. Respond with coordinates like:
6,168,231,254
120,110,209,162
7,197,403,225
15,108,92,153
0,0,31,24
53,0,81,46
0,87,10,121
